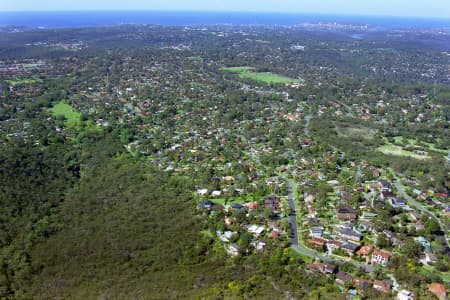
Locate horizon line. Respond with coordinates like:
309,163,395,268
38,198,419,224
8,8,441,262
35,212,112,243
0,10,449,21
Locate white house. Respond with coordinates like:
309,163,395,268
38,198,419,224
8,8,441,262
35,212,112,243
397,290,414,300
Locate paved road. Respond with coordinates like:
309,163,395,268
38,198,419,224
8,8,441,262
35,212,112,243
303,108,312,136
286,180,373,272
287,180,299,247
356,165,362,184
287,111,374,272
287,180,323,260
291,243,373,272
390,170,449,248
334,99,353,117
387,274,400,292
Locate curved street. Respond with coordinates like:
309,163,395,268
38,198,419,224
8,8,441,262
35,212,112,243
389,169,449,248
287,180,373,272
287,180,299,247
303,108,312,136
285,109,373,272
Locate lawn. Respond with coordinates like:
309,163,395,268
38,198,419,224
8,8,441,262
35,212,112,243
201,230,214,238
210,198,227,205
220,66,255,73
421,265,450,282
337,126,376,140
392,136,447,154
210,197,246,205
288,248,313,262
210,193,262,205
50,101,82,128
221,66,302,84
441,272,450,282
393,136,413,144
5,78,44,86
188,82,206,88
377,144,430,160
239,72,302,84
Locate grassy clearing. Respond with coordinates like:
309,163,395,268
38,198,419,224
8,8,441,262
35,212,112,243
337,126,376,139
210,197,247,205
210,197,245,205
220,66,255,73
392,136,447,154
421,265,450,282
393,136,413,144
187,56,203,62
201,230,214,238
288,248,313,262
377,144,430,160
210,193,261,205
221,66,302,84
51,101,81,128
5,78,44,86
441,272,450,282
188,82,206,88
210,198,226,205
239,72,301,84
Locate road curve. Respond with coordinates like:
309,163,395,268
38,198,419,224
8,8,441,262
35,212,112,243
287,180,299,247
389,170,449,248
287,180,373,272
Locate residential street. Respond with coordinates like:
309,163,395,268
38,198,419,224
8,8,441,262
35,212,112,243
287,180,373,273
287,180,298,246
303,108,312,136
390,170,449,248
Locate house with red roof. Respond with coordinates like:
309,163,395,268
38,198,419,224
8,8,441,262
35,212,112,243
246,202,259,210
356,244,374,258
428,283,447,300
307,237,327,247
307,263,336,274
270,230,280,238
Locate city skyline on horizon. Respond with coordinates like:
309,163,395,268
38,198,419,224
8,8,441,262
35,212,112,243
1,0,450,20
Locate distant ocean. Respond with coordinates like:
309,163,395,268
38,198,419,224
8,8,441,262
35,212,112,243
0,11,449,30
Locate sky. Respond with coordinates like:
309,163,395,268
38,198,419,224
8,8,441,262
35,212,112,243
1,0,450,19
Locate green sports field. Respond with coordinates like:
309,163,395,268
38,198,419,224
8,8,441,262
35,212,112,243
221,66,302,84
50,101,81,128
